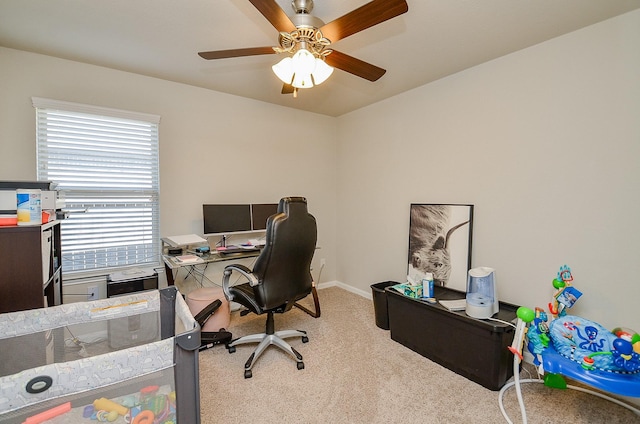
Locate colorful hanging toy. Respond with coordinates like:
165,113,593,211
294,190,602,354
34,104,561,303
523,265,640,376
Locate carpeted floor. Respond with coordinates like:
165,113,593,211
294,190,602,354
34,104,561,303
197,286,640,423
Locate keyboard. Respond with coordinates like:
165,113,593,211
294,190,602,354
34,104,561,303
217,246,261,255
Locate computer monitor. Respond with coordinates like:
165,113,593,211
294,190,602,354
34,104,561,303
251,203,278,231
203,204,252,235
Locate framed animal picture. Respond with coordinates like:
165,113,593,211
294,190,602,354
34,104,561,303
408,204,474,291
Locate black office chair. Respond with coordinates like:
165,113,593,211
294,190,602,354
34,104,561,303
222,196,317,378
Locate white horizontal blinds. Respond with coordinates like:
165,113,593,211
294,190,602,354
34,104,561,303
34,98,160,273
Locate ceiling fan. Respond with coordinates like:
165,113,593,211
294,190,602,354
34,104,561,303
198,0,409,97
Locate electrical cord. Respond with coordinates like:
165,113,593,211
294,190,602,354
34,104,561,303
316,264,325,287
64,327,107,358
486,317,517,328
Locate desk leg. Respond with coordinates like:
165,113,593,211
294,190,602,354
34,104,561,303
294,284,321,318
165,262,175,286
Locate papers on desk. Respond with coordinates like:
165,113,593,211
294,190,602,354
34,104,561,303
175,254,203,264
165,234,207,247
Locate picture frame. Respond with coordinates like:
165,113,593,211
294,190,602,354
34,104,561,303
408,204,474,291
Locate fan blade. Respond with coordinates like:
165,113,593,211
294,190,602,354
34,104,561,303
249,0,296,33
325,50,386,82
281,84,295,94
198,47,276,60
320,0,408,43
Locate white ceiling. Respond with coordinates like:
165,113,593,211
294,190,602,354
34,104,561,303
1,0,638,117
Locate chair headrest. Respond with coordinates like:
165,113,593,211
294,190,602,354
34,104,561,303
277,196,307,214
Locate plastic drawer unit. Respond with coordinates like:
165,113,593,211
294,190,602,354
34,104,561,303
0,286,201,423
386,285,518,390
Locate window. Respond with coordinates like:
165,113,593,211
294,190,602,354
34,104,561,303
33,97,160,274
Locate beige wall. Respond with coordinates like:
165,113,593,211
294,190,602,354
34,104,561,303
1,10,639,331
0,46,338,291
337,10,640,330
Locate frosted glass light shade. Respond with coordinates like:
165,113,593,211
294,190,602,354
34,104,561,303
272,57,294,85
292,73,314,89
292,49,316,74
311,58,334,85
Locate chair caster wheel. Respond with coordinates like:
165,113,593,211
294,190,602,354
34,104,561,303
228,346,236,354
302,336,309,343
244,369,252,379
297,361,305,370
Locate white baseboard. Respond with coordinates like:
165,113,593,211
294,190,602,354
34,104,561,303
316,280,372,300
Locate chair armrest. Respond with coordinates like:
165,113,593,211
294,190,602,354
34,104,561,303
222,264,259,300
223,263,256,283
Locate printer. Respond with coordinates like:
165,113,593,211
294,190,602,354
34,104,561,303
0,181,65,215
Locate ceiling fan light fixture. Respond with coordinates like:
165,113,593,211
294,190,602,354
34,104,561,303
272,48,334,89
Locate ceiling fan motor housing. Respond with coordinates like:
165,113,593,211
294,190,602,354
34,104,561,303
292,0,314,14
277,0,330,56
291,0,325,30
